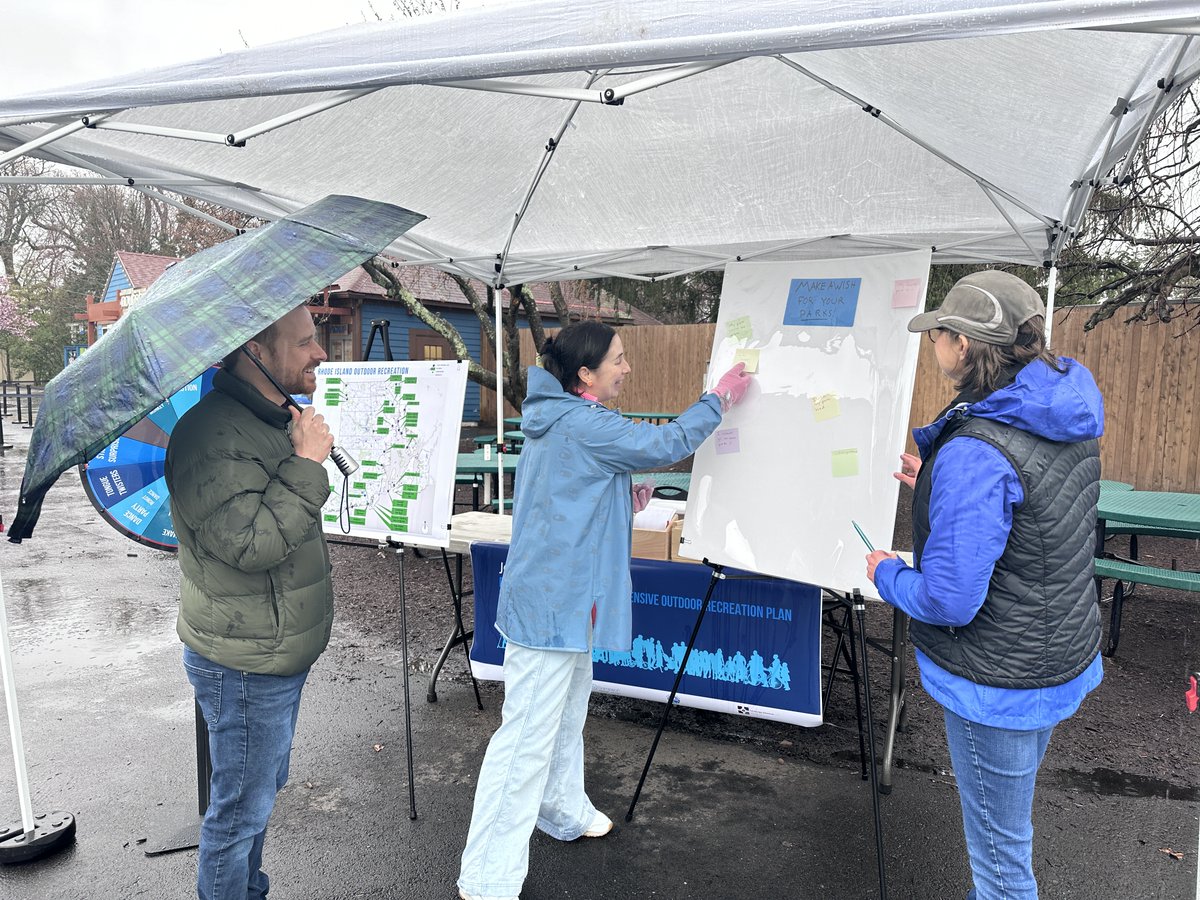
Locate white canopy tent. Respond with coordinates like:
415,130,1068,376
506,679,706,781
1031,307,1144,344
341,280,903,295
1,0,1198,499
5,2,1200,863
1,0,1198,281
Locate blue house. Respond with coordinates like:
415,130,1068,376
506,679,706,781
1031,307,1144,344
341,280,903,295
81,251,181,343
88,252,657,423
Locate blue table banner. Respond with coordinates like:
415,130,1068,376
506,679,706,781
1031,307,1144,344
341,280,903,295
469,542,824,726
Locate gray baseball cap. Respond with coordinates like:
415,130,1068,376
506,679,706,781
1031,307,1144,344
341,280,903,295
907,270,1046,345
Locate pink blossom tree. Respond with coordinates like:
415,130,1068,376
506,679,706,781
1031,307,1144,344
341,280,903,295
0,276,36,380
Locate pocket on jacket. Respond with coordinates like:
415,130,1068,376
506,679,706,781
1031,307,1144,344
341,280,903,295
183,660,223,728
267,571,284,640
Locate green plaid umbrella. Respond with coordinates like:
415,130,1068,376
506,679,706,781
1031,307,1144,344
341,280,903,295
9,194,424,541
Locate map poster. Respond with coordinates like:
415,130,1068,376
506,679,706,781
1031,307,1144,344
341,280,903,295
312,360,469,547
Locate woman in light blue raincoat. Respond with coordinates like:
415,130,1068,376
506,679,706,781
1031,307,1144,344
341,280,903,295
458,320,752,900
866,271,1104,900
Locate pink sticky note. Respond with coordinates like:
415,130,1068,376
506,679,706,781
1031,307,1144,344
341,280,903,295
715,428,740,455
892,278,922,309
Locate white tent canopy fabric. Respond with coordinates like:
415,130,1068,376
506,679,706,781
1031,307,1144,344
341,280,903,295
1,0,1198,285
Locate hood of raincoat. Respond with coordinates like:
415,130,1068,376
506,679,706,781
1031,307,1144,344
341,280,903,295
519,365,591,438
918,357,1103,455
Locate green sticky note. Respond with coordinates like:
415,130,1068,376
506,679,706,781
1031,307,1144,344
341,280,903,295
726,315,753,341
732,347,760,373
812,393,840,422
832,448,859,478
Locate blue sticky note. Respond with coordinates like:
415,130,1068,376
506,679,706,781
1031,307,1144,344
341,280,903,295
783,278,861,327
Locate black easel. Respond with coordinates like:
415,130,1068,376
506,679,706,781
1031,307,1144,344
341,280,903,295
363,319,393,361
383,540,419,820
624,565,888,900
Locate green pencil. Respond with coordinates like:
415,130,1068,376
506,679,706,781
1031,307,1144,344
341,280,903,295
851,520,875,553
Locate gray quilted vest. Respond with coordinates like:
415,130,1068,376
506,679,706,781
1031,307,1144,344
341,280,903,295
910,413,1102,688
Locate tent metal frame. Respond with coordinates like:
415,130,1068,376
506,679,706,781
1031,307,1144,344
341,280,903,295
2,31,1196,281
1,21,1197,522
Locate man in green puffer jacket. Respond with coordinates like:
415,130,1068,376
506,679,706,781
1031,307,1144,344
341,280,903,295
165,303,334,900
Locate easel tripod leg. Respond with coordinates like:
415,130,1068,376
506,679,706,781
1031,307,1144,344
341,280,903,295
392,544,418,820
844,598,868,780
879,609,909,795
625,564,723,823
853,589,888,900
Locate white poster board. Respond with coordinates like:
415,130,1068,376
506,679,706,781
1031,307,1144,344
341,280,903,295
679,251,930,596
313,360,469,547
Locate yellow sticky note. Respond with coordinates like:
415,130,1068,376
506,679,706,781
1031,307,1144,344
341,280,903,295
726,315,753,341
732,348,760,373
812,393,840,422
831,448,859,478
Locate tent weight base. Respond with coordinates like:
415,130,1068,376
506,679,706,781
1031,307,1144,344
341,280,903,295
0,811,76,864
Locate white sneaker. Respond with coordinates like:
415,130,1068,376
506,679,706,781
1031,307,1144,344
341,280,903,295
458,890,518,900
583,810,614,838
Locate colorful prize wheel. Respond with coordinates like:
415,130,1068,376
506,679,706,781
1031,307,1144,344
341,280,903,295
80,368,218,551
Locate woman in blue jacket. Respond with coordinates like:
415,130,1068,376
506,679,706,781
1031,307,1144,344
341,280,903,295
866,271,1104,900
458,320,752,900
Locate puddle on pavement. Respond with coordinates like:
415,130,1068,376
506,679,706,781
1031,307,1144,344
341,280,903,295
17,631,178,670
1050,767,1199,801
3,574,177,669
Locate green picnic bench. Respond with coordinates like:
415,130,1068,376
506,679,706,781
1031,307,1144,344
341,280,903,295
1093,558,1200,657
1094,489,1200,657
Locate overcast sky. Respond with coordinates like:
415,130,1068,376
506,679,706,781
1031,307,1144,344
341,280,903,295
2,1,480,97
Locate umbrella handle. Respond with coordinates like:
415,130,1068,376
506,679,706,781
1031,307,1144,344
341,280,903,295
328,444,359,477
239,348,359,476
0,568,36,838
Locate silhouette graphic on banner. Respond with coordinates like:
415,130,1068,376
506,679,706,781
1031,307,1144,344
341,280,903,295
470,542,822,726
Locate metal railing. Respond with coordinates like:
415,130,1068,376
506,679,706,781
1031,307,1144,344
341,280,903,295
0,381,45,449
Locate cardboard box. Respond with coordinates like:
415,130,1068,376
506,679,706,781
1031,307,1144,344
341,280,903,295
631,514,676,561
668,516,705,565
668,517,685,560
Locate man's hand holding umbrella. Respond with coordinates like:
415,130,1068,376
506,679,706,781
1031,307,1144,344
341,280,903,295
290,407,335,464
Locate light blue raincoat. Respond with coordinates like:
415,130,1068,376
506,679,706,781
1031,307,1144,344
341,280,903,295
495,366,723,653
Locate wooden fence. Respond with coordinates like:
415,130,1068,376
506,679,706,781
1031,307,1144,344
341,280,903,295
479,325,721,421
480,311,1200,492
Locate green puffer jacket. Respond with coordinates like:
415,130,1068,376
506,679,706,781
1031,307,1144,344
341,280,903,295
165,369,334,676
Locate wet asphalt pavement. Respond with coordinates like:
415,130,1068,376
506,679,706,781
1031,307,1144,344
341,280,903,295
0,422,1195,900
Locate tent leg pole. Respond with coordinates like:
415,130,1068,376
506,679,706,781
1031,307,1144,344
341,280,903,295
0,571,77,863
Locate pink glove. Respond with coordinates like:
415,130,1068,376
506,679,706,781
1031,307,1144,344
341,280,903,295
712,362,752,413
632,480,655,513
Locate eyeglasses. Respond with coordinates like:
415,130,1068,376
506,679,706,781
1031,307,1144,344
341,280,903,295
926,328,942,343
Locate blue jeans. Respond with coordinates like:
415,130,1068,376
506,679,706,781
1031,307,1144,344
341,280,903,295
943,708,1054,900
458,640,599,898
183,647,309,900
